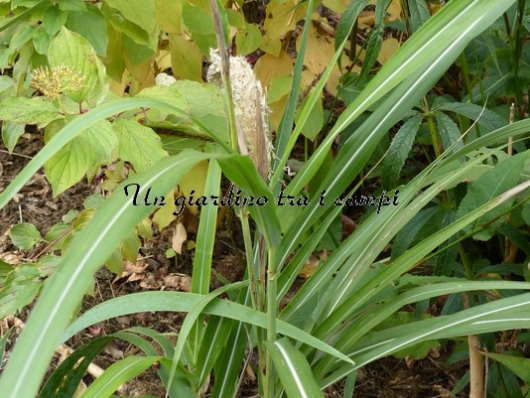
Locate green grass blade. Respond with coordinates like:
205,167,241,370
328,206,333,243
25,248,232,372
191,160,221,295
314,179,530,341
273,0,316,172
165,281,249,393
60,291,353,366
39,336,115,398
218,156,281,247
0,152,215,398
266,338,325,398
270,0,370,188
322,293,530,388
314,280,530,378
80,356,162,398
195,316,234,388
189,159,222,366
284,0,514,198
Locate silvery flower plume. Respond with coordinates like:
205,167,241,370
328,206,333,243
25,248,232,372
207,49,273,180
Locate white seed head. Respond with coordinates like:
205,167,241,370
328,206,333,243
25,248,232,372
207,49,273,180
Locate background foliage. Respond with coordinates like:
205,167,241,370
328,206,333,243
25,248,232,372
0,0,530,397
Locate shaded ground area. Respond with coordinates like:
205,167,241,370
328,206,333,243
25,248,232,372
0,136,467,397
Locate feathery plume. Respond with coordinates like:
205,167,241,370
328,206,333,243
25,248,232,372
207,49,273,180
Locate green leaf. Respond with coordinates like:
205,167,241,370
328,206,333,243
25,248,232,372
382,115,422,189
81,356,162,398
295,90,324,140
269,75,293,103
0,151,216,398
523,201,530,225
48,27,109,105
1,122,25,153
105,249,123,275
0,259,14,283
266,338,325,398
456,151,528,240
0,97,60,126
0,76,15,95
169,34,203,81
42,5,67,36
0,326,12,366
114,119,168,172
435,112,464,155
106,0,155,34
7,24,36,52
10,222,42,250
391,206,441,259
154,0,182,33
121,231,140,264
407,0,431,34
0,264,41,318
358,0,387,81
235,22,261,54
217,156,281,247
195,316,232,387
58,0,87,12
434,102,506,131
191,160,221,295
39,336,115,398
374,312,439,359
279,0,516,201
122,34,156,67
483,352,530,383
0,97,208,211
60,291,354,366
106,8,151,46
66,7,108,57
334,0,370,52
32,26,52,54
182,2,214,34
45,119,118,196
44,222,71,251
276,0,518,268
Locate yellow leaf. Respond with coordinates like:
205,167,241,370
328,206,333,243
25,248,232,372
169,34,203,82
172,222,187,254
377,38,400,65
368,0,401,21
156,50,172,71
261,0,306,56
178,160,210,215
358,11,375,28
254,51,293,88
154,0,182,33
153,188,177,230
296,23,349,96
322,0,350,14
386,0,401,21
269,93,288,132
431,4,441,15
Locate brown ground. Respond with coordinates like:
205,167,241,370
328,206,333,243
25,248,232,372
0,136,468,397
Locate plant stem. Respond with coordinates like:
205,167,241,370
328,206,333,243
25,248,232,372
208,0,239,152
239,207,259,309
458,52,481,137
266,245,277,397
464,293,484,398
423,99,442,159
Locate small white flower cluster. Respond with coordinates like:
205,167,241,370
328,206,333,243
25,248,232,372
155,72,177,87
207,49,273,180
